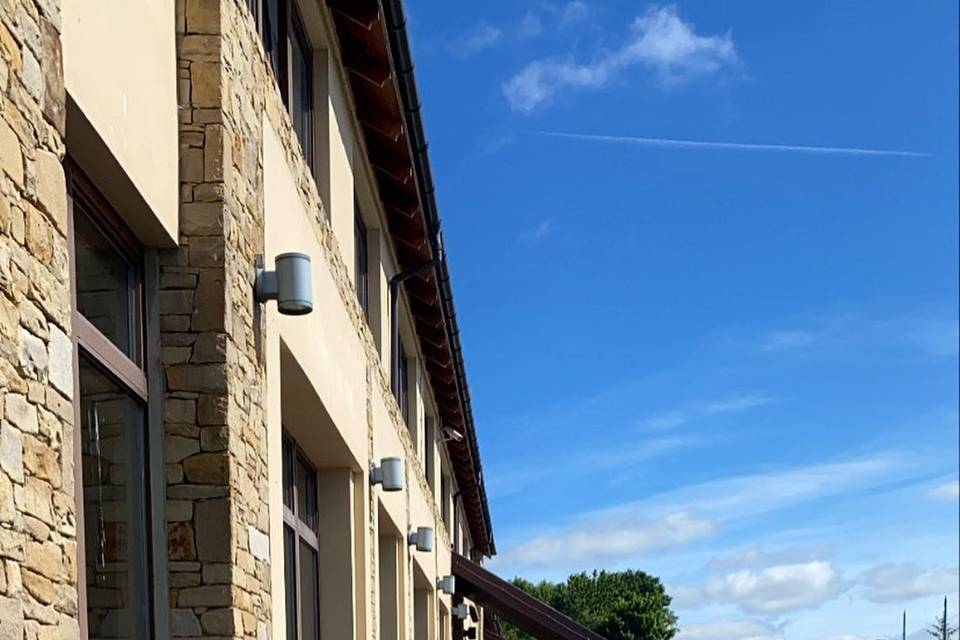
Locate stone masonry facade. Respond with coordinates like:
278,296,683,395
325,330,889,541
0,0,79,638
0,0,457,637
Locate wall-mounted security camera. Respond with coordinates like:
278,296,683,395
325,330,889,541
407,527,434,553
437,575,456,595
452,603,469,620
442,426,464,443
370,457,404,492
255,252,313,315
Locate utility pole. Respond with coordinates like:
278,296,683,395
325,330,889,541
903,609,906,640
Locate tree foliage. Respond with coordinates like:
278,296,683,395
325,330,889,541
926,597,958,640
500,570,678,640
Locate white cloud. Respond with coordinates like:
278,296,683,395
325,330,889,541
527,131,931,158
518,12,543,39
929,479,960,501
706,545,831,571
637,394,775,432
630,454,903,524
452,21,502,56
672,561,846,614
860,563,960,604
559,0,590,27
758,329,819,352
495,511,715,568
584,435,699,468
503,5,738,112
701,395,776,415
676,619,783,640
517,219,552,243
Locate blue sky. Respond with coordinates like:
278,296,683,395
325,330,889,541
405,2,959,638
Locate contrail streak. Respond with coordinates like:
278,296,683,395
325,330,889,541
526,131,931,158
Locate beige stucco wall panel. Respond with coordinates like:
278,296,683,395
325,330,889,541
264,119,367,468
62,0,178,245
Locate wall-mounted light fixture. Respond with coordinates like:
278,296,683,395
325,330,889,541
441,426,464,443
452,603,470,620
407,527,434,553
370,457,404,492
437,575,456,595
255,252,313,315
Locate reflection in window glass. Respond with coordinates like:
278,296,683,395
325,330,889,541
290,10,313,169
79,354,150,640
284,525,297,640
299,541,320,640
74,201,142,363
262,0,281,86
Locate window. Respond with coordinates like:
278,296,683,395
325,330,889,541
283,434,321,640
255,0,314,170
354,207,368,317
424,417,435,488
70,170,155,639
440,474,450,532
289,10,314,169
396,342,409,425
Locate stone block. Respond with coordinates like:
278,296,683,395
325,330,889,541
0,422,24,483
18,299,47,338
185,0,219,34
195,498,230,562
198,394,228,425
165,435,200,463
0,595,24,640
21,568,54,604
32,151,66,234
167,521,196,561
0,117,23,186
180,201,223,235
170,608,202,637
167,363,227,393
188,236,223,268
176,584,231,608
47,325,72,397
24,203,52,263
183,452,228,484
23,539,60,581
18,327,48,379
5,394,38,434
192,332,227,363
190,62,221,108
200,608,238,635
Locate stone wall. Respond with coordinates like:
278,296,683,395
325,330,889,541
0,0,79,638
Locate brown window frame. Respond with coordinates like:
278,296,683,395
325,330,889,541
354,206,369,318
67,162,169,639
282,431,322,640
252,0,315,173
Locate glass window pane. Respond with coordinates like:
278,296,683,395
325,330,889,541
284,525,297,640
290,12,313,168
74,200,142,363
296,457,317,529
354,211,368,315
263,0,281,85
299,541,320,640
79,354,149,640
282,437,293,509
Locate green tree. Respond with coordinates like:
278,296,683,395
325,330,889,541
927,597,957,640
500,570,678,640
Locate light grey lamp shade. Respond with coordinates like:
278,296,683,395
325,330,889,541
437,575,456,594
274,252,312,315
370,457,404,492
408,527,434,552
255,252,313,315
